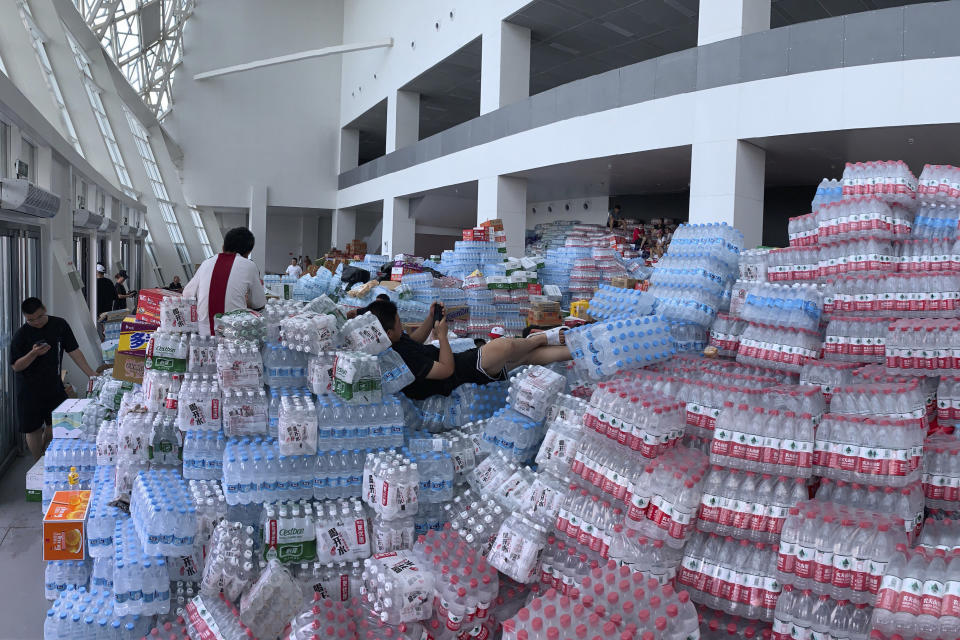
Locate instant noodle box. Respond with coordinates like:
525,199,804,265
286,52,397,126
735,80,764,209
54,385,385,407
43,490,90,560
135,288,181,324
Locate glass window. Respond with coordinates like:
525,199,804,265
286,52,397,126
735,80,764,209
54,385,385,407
0,121,8,179
65,29,136,195
0,49,7,76
21,138,36,181
144,227,164,285
123,104,193,276
17,1,83,157
189,207,214,259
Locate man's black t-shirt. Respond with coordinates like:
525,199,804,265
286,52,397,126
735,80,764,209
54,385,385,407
114,282,127,311
392,334,446,400
9,316,78,397
96,276,116,315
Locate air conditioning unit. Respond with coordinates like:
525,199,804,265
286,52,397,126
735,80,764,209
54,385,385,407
73,209,104,229
134,227,148,240
119,224,134,237
98,217,119,233
0,178,60,219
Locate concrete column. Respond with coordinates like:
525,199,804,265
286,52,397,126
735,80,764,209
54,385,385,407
340,127,359,172
387,90,420,153
480,22,531,115
689,139,765,249
477,175,527,258
698,0,770,46
249,185,268,274
331,208,356,251
382,197,415,257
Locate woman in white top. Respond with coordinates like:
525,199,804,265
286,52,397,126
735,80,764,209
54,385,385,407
182,227,267,336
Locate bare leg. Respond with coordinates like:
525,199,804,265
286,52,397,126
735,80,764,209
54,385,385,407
25,428,45,460
522,345,573,366
478,335,549,375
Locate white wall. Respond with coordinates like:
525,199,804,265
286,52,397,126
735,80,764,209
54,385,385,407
339,0,528,130
167,0,344,210
263,208,327,274
526,197,609,228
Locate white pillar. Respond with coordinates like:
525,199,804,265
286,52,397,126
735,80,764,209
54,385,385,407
332,208,356,250
689,140,766,249
340,127,359,172
387,90,420,153
480,22,531,115
382,197,415,257
477,175,527,258
249,185,268,273
698,0,771,46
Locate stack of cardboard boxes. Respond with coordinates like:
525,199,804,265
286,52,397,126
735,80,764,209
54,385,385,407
113,287,180,384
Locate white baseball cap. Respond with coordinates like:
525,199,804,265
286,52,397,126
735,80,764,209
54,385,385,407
489,326,505,339
96,263,106,273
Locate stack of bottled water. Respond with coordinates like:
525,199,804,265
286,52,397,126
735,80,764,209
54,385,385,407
377,348,415,395
708,312,747,357
789,213,821,247
697,467,808,543
885,318,960,375
145,331,189,373
812,177,844,210
214,310,266,342
817,237,897,277
362,450,420,521
895,237,960,272
362,550,435,623
278,392,318,455
773,586,873,640
917,517,960,551
188,478,227,547
87,466,123,558
130,469,198,556
216,340,263,388
175,374,221,430
814,413,923,486
923,432,960,514
44,560,90,600
776,501,907,603
913,201,960,237
113,519,170,616
181,430,226,479
800,361,858,405
710,401,815,477
823,273,960,318
44,586,153,640
159,296,198,333
677,531,781,620
587,284,658,320
486,512,550,584
187,335,217,374
565,315,675,380
115,406,152,499
735,322,821,373
221,437,316,504
332,351,382,403
185,592,256,639
221,387,269,437
480,407,547,462
280,312,339,354
262,342,308,387
338,310,392,355
816,197,913,241
200,520,259,598
80,401,111,441
43,439,96,506
741,283,822,332
822,317,889,363
764,246,821,282
869,544,960,639
840,160,918,204
816,479,924,540
917,163,960,202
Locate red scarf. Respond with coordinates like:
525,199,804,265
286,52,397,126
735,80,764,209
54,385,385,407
207,252,237,334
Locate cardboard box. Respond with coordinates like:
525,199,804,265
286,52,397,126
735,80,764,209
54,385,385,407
610,276,639,290
43,490,90,560
26,456,43,502
529,297,562,326
135,288,181,324
112,351,145,384
51,398,94,439
118,315,159,355
480,218,504,231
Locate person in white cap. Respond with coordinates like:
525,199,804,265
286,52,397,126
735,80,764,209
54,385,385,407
488,326,505,341
95,263,117,317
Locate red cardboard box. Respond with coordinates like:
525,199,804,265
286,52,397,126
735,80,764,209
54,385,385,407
136,288,181,324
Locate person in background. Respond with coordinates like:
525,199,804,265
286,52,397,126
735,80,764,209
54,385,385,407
113,270,135,311
365,300,571,401
607,204,622,230
95,263,117,317
10,297,104,459
182,227,267,336
285,257,303,279
167,275,184,292
300,255,313,275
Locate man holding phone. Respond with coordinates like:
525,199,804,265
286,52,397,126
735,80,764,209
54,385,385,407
10,297,102,459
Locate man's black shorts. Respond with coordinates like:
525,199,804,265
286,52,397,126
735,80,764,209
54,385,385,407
17,387,68,433
451,347,508,387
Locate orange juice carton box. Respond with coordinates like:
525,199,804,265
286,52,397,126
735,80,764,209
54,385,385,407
43,490,91,560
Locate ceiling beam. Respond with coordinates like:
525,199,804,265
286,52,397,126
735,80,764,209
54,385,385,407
193,38,393,81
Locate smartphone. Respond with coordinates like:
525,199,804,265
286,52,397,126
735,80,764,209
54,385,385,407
434,304,444,324
35,340,48,347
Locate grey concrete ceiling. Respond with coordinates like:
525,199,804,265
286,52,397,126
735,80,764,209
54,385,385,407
403,38,482,141
346,99,387,165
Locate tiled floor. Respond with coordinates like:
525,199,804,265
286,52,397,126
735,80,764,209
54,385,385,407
0,454,46,640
